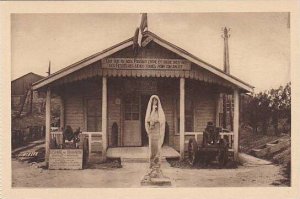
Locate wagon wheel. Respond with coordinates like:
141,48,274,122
188,138,198,166
217,139,228,167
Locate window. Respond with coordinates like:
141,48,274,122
86,98,102,132
124,95,140,121
225,96,234,113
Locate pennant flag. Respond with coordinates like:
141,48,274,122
138,13,148,46
133,13,148,56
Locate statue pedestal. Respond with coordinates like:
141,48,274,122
141,169,172,186
141,177,172,186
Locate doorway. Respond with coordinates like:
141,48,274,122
123,94,141,146
140,94,151,146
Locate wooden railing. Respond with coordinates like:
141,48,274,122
50,131,63,142
82,132,103,157
184,131,234,151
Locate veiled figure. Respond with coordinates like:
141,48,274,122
145,95,166,177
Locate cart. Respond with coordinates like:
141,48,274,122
187,122,229,167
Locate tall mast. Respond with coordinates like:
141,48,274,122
221,27,231,129
222,27,230,74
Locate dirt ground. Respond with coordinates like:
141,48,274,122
12,156,287,188
239,126,291,186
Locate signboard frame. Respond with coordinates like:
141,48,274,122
49,149,83,170
101,58,191,71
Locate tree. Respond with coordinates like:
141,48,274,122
243,82,291,135
244,92,270,134
257,92,272,134
268,82,291,135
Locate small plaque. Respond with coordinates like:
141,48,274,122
49,149,83,170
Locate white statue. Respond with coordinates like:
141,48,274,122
143,95,167,180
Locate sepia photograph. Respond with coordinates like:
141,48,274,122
1,1,300,198
9,12,292,188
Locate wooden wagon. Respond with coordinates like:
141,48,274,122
187,122,229,167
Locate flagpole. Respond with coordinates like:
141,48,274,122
47,61,51,76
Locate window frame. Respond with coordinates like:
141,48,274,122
85,97,102,132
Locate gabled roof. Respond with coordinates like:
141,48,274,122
12,72,44,83
32,31,254,92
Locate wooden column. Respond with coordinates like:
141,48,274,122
45,88,51,164
29,88,33,114
59,96,64,130
179,77,185,159
215,94,221,127
233,89,240,161
102,77,108,158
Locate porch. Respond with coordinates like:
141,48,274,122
106,146,180,160
46,76,240,163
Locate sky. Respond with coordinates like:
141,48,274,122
11,13,290,92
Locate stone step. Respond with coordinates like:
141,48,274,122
121,157,168,163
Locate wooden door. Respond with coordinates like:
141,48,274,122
123,95,141,146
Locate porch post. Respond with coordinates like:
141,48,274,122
45,87,51,164
215,94,221,127
102,76,108,158
179,77,185,159
233,89,240,161
59,96,64,130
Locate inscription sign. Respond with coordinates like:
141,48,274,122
102,58,191,70
49,149,83,170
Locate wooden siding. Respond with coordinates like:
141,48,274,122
57,78,217,151
11,73,45,111
107,79,122,146
194,92,216,132
62,80,102,132
173,82,217,151
12,73,44,95
65,94,84,130
158,79,178,147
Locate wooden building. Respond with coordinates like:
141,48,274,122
11,72,44,114
32,31,254,162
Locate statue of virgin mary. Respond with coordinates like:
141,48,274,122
144,95,166,178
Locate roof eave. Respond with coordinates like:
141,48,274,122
144,31,254,92
32,38,134,90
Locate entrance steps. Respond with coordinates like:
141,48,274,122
106,146,180,162
88,152,105,164
121,157,169,163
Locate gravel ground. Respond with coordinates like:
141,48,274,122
239,127,291,186
12,157,287,187
11,139,289,188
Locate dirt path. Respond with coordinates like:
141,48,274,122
12,157,286,187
